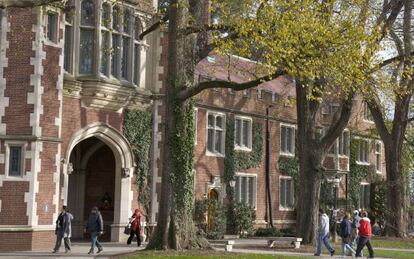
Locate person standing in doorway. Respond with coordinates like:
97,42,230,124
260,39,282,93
340,212,356,257
127,209,141,246
315,208,335,256
355,211,374,258
84,206,104,254
52,205,73,253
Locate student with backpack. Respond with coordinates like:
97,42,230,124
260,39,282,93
340,212,356,257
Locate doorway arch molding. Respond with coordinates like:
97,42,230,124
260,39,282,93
63,122,135,242
64,122,135,171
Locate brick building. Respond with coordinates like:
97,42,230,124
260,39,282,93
0,0,385,251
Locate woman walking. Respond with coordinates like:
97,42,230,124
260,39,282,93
127,209,141,247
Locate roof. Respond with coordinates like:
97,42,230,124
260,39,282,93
196,54,296,97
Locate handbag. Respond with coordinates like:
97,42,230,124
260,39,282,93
124,223,132,235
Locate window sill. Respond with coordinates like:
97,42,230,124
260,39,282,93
206,151,225,158
279,207,295,211
234,146,252,152
279,152,295,157
356,161,370,166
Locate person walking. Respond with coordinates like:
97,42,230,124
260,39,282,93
350,210,361,245
84,206,104,254
355,210,374,258
52,205,73,253
314,208,335,256
340,212,356,257
127,209,141,246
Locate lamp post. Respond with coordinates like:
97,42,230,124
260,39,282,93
265,105,274,228
333,175,340,243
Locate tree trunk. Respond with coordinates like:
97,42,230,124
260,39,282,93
147,0,210,250
296,158,322,244
383,138,407,237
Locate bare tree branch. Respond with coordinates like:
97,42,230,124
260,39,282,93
178,69,285,101
320,90,355,153
0,0,63,8
139,13,169,40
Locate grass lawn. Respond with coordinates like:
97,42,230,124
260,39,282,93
122,250,311,259
370,237,414,249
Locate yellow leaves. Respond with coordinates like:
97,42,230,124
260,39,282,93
211,0,379,98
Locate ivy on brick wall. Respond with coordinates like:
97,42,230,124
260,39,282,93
123,109,153,217
278,156,299,199
224,118,263,234
348,138,376,210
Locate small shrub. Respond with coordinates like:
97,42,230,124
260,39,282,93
234,202,256,236
193,199,226,240
254,227,282,237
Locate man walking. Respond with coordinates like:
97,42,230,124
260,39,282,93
315,208,335,256
52,205,73,253
84,206,104,254
355,211,374,258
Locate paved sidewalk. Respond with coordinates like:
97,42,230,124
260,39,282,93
0,242,145,259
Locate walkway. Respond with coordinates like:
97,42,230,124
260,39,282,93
0,242,144,259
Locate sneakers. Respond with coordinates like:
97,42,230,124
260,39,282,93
314,254,320,256
51,250,57,253
88,250,94,254
97,247,103,253
331,250,335,256
65,249,70,253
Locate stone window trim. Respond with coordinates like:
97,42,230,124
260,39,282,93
194,108,198,145
234,172,257,209
326,129,350,158
234,115,252,152
206,111,226,157
375,141,382,174
280,123,296,157
279,175,295,211
354,137,370,165
363,102,374,123
359,182,370,210
4,141,27,179
64,0,148,87
46,11,59,43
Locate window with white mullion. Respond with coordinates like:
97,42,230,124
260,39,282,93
338,131,350,156
375,142,382,172
280,125,295,155
207,113,225,155
280,177,294,209
79,0,96,75
357,139,369,163
235,117,252,150
235,174,257,207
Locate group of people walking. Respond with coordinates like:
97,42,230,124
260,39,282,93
52,205,142,254
315,208,374,258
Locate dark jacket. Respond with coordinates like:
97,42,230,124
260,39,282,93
85,212,103,233
340,218,352,238
55,212,74,237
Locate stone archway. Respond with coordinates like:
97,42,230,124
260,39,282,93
63,123,135,242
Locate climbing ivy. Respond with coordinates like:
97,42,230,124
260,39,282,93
224,118,263,234
234,122,263,171
278,156,299,200
123,110,153,217
169,99,196,221
348,138,376,209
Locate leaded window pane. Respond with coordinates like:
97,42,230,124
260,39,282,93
111,35,120,77
79,29,94,74
242,120,249,146
9,146,22,176
102,3,111,28
101,31,110,75
64,25,72,71
81,0,95,26
112,6,121,31
235,119,241,146
207,128,214,152
121,36,129,79
134,44,141,85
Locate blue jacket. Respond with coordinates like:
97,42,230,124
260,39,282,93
85,212,103,233
340,219,352,238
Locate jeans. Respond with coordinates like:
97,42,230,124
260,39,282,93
315,233,334,255
90,232,103,252
355,237,374,258
341,237,355,256
53,230,71,252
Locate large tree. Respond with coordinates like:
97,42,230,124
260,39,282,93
366,0,414,237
